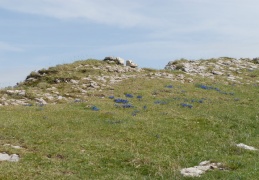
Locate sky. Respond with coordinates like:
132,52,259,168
1,0,259,88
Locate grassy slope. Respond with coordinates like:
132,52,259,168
0,60,259,179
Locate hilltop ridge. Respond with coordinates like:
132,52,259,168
0,57,258,106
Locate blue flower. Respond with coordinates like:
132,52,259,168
125,94,134,98
180,103,193,108
143,105,147,110
91,106,100,111
198,100,204,103
165,85,173,88
122,104,134,108
114,99,129,104
137,95,143,100
109,96,114,99
199,85,209,89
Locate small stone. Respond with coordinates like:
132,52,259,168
212,71,224,75
35,98,48,105
236,143,257,151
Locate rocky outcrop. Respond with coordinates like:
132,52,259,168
0,57,258,106
103,56,124,65
126,60,138,68
165,57,259,83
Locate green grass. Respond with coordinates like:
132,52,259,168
0,74,259,179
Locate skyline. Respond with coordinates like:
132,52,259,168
1,0,259,87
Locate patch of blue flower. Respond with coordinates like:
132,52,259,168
191,98,206,103
197,84,235,95
137,95,143,100
180,103,193,108
91,106,100,111
114,99,129,104
122,104,134,108
125,94,134,98
109,96,114,99
165,85,173,88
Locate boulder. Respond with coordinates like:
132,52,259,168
126,60,138,68
103,57,124,65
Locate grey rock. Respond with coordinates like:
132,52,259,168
0,153,20,162
212,71,224,75
3,144,22,149
35,98,47,105
70,79,79,84
126,60,138,68
104,56,124,65
181,160,223,177
6,90,26,96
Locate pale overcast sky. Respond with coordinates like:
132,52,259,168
1,0,259,87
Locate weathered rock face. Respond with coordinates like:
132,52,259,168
103,57,124,65
165,57,259,83
126,60,138,68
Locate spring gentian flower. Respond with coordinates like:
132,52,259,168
125,94,134,98
91,106,100,111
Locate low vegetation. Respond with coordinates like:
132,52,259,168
0,58,258,179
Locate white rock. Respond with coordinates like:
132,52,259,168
115,57,125,65
57,96,63,100
0,153,19,162
236,143,257,151
3,144,22,149
126,60,138,68
180,161,223,177
181,167,204,177
199,160,211,166
35,98,48,105
212,71,224,75
70,79,79,84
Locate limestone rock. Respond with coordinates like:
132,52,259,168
126,60,138,68
35,98,48,105
103,56,124,65
0,153,20,162
6,90,26,96
236,143,257,151
181,161,223,177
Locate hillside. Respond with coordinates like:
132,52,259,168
0,57,258,106
0,57,258,179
